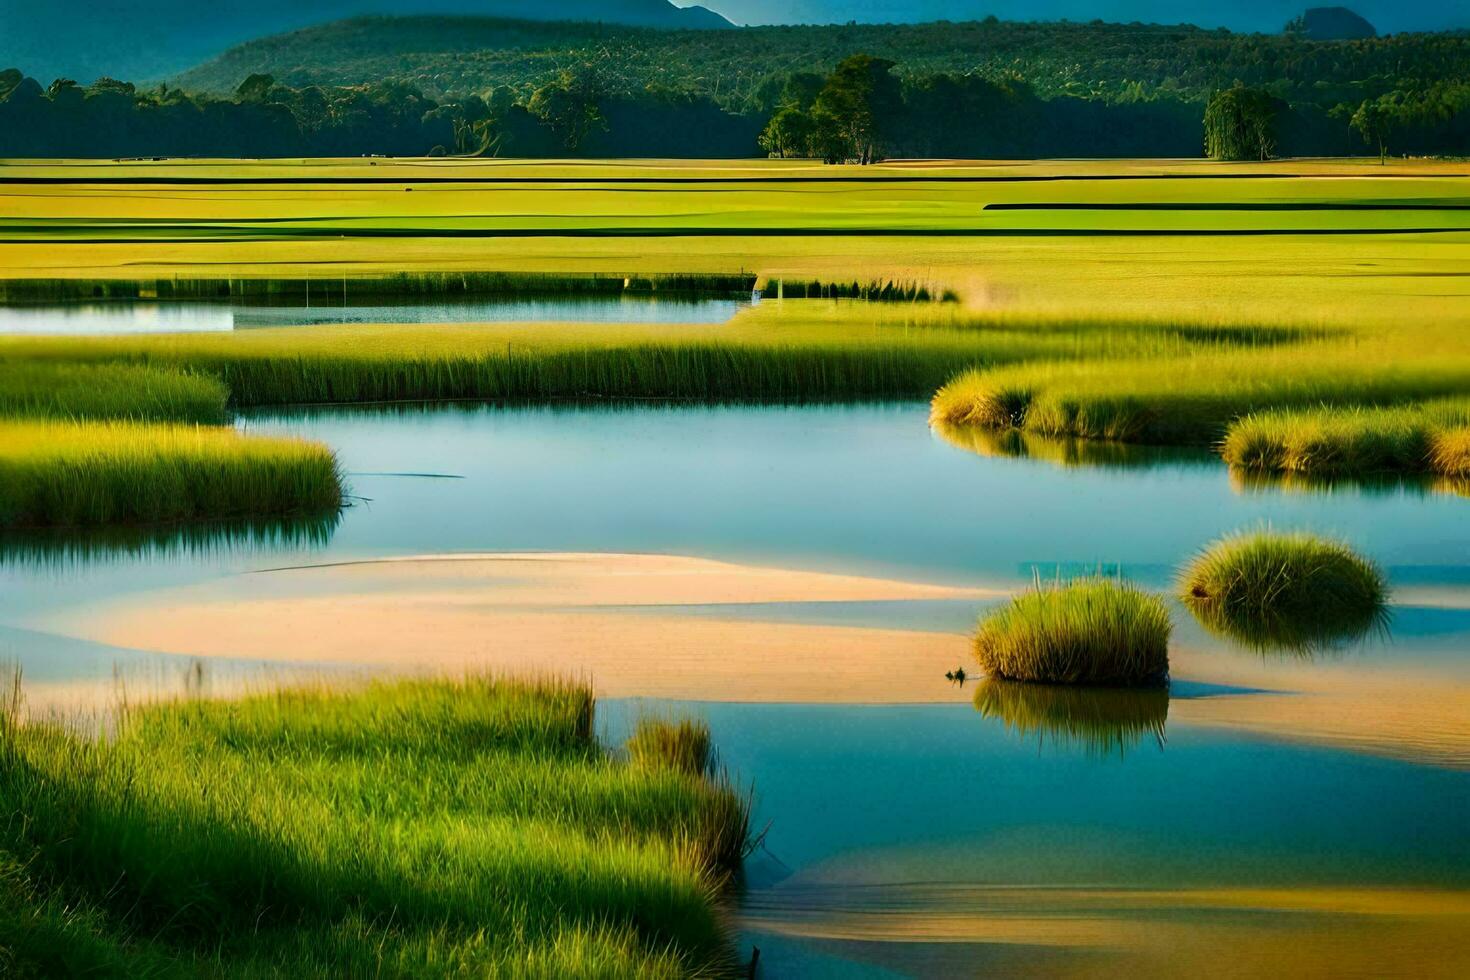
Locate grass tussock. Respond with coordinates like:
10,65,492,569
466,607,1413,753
626,717,715,779
0,675,750,977
1179,530,1388,656
1223,400,1470,477
0,362,229,424
973,677,1168,756
973,578,1171,685
931,352,1470,446
0,420,342,529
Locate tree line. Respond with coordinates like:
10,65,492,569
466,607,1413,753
2,57,1468,161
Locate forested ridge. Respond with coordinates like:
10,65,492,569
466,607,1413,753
2,15,1469,160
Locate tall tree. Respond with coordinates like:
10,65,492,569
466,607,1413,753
811,55,903,164
1203,86,1279,161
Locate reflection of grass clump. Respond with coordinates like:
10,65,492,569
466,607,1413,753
974,678,1168,755
933,420,1203,471
973,579,1171,685
1180,531,1388,656
0,676,750,975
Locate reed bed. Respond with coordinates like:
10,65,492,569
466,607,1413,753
972,677,1169,756
0,361,229,424
1179,530,1388,656
0,420,342,528
0,675,749,977
973,578,1171,685
931,351,1470,446
1223,400,1470,477
0,305,1308,409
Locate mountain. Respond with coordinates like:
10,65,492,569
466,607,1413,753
0,1,730,84
1288,7,1378,39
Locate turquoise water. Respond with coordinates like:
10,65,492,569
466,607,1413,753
3,401,1467,976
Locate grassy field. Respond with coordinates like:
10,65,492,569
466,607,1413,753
3,156,1470,496
0,676,749,977
0,420,342,528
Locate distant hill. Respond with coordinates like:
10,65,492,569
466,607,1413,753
1287,7,1378,39
0,1,730,84
171,14,1470,111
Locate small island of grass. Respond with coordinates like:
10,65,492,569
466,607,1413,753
973,578,1171,685
1179,530,1388,654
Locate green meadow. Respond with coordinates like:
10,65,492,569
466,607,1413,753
0,676,749,977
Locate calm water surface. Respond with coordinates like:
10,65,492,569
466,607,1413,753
3,402,1467,976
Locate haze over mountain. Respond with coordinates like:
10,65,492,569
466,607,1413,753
1,1,1465,85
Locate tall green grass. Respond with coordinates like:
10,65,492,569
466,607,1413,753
973,578,1171,685
0,306,1312,409
973,677,1169,756
0,676,749,977
931,352,1470,446
1179,530,1388,656
1223,400,1470,477
0,420,342,528
0,362,228,423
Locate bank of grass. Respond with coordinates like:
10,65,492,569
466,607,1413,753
972,677,1169,756
0,362,229,423
0,420,342,528
931,351,1470,446
0,304,1312,408
1179,530,1388,655
0,675,749,977
1223,400,1470,477
973,578,1171,685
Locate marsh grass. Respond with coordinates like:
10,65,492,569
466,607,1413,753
973,578,1171,685
1223,400,1470,477
0,420,343,528
1179,531,1389,656
973,677,1169,756
627,716,715,779
0,306,1313,409
931,353,1470,446
0,362,228,424
0,675,750,977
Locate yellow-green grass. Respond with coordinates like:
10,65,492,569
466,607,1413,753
1223,400,1470,477
627,717,717,780
0,362,228,423
0,304,1299,408
0,420,342,529
973,578,1171,686
931,350,1470,446
0,675,749,976
973,677,1169,756
1180,531,1388,656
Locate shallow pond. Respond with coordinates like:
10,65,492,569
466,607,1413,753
3,402,1467,976
0,294,752,333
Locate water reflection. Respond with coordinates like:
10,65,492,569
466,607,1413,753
0,294,751,334
0,512,340,570
934,422,1212,471
1184,595,1390,659
1230,467,1470,500
973,678,1169,756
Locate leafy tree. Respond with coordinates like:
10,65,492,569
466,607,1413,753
1350,95,1406,163
1203,85,1279,160
811,54,902,164
758,106,813,158
528,65,606,152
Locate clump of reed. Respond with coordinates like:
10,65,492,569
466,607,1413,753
1223,400,1470,477
1179,530,1388,656
626,716,714,778
973,677,1168,756
0,362,229,424
931,352,1470,446
0,420,343,528
973,578,1171,685
767,278,951,302
0,675,751,976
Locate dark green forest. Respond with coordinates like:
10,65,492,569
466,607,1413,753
2,15,1469,159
